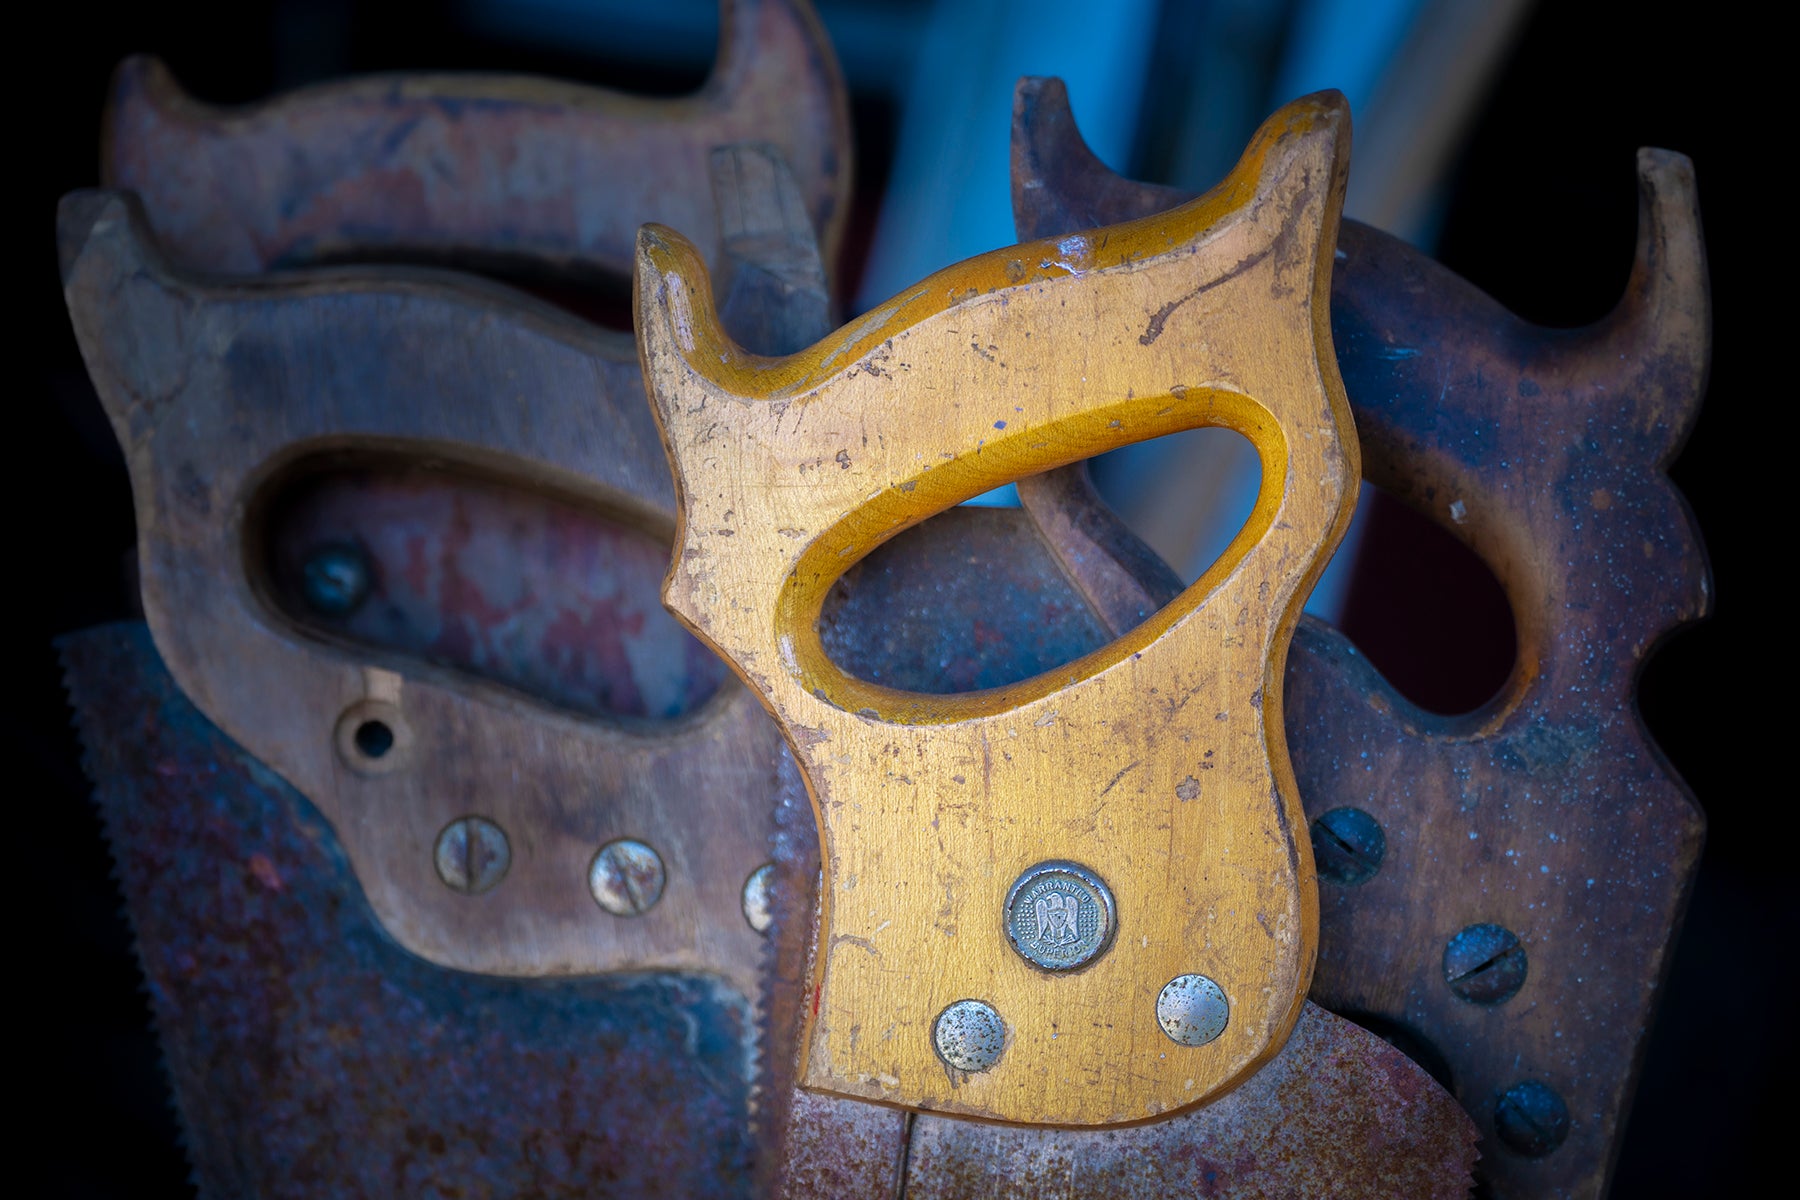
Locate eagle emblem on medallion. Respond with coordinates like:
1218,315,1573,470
1033,890,1082,947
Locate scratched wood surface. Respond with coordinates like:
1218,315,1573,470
641,95,1359,1124
103,0,852,285
1013,75,1709,1197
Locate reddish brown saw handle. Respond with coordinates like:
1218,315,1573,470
58,140,837,997
103,0,852,285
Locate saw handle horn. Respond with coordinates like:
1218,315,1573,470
639,91,1358,725
1012,71,1709,718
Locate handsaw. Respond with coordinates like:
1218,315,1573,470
64,7,851,1191
61,144,832,1193
1006,75,1710,1200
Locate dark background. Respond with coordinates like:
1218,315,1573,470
13,1,1782,1195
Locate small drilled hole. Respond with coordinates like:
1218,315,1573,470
354,719,395,759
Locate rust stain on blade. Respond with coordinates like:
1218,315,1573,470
899,1003,1477,1199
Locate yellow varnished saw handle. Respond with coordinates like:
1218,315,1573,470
637,92,1357,1125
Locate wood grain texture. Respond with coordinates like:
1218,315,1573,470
640,94,1359,1124
60,189,780,995
102,0,852,284
1013,75,1709,1197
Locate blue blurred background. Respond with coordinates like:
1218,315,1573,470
464,0,1530,629
16,2,1777,1197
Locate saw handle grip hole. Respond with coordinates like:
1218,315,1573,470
1087,428,1263,591
248,448,730,724
1331,488,1517,717
817,428,1260,696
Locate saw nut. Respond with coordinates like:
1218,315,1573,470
1003,860,1116,972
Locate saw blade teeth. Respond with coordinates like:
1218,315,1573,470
751,741,824,1197
60,628,207,1196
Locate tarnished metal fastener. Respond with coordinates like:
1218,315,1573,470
433,816,510,895
741,863,777,935
1494,1080,1570,1157
589,838,666,916
301,542,372,617
932,999,1006,1072
1443,922,1528,1005
1310,806,1386,885
1002,860,1116,971
742,862,776,934
1156,974,1229,1046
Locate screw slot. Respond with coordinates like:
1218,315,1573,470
1494,1080,1569,1157
1443,923,1528,1005
433,816,511,895
1310,807,1386,886
589,838,666,916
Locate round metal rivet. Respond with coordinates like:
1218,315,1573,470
434,816,510,895
1156,974,1229,1046
589,838,666,916
301,542,372,617
1311,806,1386,885
1002,860,1116,971
742,862,776,934
932,1000,1006,1072
1443,922,1528,1005
1494,1080,1570,1158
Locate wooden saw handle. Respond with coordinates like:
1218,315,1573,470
639,93,1358,1124
103,0,851,283
1010,73,1710,1196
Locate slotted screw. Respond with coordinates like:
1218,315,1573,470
1443,922,1528,1005
434,816,510,895
1494,1080,1570,1157
1310,807,1386,885
589,838,666,916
